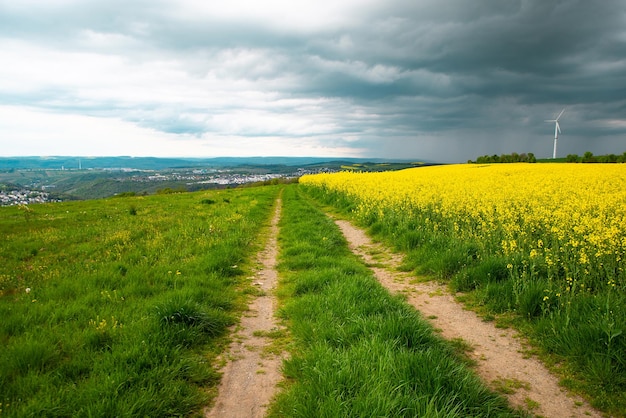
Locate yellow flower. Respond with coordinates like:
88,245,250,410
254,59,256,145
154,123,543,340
301,163,626,285
579,252,589,265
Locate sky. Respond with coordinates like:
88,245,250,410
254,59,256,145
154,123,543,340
1,0,625,163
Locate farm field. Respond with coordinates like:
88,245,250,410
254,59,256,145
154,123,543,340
301,163,626,416
0,186,280,416
2,169,623,416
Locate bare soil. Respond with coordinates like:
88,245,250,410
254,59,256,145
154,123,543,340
205,201,284,418
334,218,602,418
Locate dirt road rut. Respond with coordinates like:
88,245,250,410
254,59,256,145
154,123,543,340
335,218,601,418
205,201,284,418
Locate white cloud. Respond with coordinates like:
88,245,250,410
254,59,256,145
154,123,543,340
308,56,403,84
0,105,195,156
0,105,364,158
167,0,379,32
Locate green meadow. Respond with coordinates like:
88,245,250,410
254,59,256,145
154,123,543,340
0,187,280,416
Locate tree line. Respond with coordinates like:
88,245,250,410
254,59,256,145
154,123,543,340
469,153,536,164
469,151,626,164
565,151,626,163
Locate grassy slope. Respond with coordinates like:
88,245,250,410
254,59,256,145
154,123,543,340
268,186,526,417
0,186,280,417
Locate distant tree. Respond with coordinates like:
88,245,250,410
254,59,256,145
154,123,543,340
157,187,186,194
582,151,596,163
471,150,626,164
113,191,138,198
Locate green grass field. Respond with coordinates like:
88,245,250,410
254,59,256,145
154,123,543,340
0,186,280,416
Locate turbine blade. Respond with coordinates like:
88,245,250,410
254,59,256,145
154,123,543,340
556,122,561,133
556,108,566,120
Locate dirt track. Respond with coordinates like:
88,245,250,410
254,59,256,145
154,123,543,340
205,201,603,418
335,218,601,418
205,201,284,418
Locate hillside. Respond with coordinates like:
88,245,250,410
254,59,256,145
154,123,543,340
0,156,428,202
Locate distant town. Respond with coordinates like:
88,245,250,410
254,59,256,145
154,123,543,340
0,157,423,205
112,167,310,186
0,165,335,206
0,189,62,206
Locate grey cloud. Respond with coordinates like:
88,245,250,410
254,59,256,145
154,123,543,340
1,0,626,162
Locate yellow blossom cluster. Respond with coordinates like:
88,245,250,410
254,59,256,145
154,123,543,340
301,163,626,288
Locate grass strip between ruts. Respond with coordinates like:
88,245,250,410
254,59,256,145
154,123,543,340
268,186,527,417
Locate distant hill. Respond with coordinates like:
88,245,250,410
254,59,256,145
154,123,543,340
0,156,436,201
0,156,425,171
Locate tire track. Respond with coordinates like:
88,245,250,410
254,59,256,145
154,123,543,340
334,218,601,418
205,199,284,418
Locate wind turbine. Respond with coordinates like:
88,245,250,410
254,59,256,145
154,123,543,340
545,108,565,159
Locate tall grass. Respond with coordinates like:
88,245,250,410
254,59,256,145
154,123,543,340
269,186,525,417
0,186,280,416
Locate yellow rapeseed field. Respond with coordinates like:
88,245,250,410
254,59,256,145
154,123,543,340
301,163,626,289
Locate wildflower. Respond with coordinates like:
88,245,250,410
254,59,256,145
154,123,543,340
579,252,589,265
25,287,31,294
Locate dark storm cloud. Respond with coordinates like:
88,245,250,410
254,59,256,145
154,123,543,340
1,0,625,161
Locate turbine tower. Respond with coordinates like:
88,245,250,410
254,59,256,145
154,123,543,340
545,108,565,159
